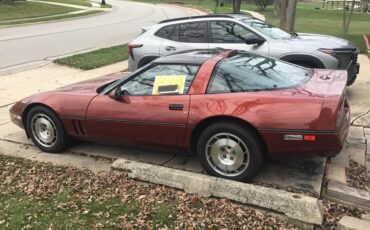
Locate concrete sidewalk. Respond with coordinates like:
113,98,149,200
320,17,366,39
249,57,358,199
28,0,108,11
0,61,127,107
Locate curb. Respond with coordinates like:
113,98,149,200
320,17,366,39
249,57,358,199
324,180,370,211
112,158,323,225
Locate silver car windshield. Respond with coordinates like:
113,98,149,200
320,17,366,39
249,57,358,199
240,18,291,39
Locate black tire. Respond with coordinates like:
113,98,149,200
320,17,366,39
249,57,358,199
346,75,356,86
290,61,316,69
26,106,72,153
197,122,265,182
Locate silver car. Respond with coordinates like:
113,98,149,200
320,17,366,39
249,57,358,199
128,14,360,85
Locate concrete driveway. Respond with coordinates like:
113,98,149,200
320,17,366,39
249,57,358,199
0,0,202,75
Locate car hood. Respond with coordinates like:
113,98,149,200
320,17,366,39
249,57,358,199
279,33,357,50
55,72,129,94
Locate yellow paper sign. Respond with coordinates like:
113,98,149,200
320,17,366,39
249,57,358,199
152,75,186,95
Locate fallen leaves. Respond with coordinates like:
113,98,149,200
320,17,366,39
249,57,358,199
346,160,370,192
0,155,297,229
321,199,366,230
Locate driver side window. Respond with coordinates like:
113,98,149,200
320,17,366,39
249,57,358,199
210,21,257,43
121,64,199,96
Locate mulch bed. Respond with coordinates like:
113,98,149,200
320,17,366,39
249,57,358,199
346,159,370,192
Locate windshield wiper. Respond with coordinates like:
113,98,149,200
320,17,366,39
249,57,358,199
290,32,298,38
96,80,118,94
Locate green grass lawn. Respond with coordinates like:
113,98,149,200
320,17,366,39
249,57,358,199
245,4,370,53
0,1,78,21
0,10,102,26
41,0,92,7
54,44,129,70
134,0,370,52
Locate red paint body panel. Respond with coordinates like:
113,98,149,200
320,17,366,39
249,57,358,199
9,54,350,158
84,94,190,149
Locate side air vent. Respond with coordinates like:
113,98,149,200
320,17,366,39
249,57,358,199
72,120,85,135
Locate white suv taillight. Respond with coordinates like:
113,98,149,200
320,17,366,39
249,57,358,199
128,44,143,60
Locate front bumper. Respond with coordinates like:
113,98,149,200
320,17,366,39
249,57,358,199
333,49,360,85
9,110,23,129
346,60,360,84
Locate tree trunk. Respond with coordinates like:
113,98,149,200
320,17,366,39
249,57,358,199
280,0,297,33
279,0,287,29
285,0,298,32
232,0,241,13
273,0,281,17
343,0,356,33
101,0,106,5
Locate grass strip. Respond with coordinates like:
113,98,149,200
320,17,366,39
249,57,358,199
41,0,92,7
0,10,102,26
54,44,128,70
0,1,78,21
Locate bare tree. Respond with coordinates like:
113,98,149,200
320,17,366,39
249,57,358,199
279,0,298,32
273,0,281,16
255,0,273,10
343,0,356,33
232,0,242,13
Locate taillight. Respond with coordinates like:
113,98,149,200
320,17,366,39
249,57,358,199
128,44,143,60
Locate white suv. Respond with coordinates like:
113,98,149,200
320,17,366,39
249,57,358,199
128,14,360,85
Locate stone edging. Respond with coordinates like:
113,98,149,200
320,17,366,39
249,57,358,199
112,159,323,225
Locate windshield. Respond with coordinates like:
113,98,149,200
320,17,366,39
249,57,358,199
240,18,291,39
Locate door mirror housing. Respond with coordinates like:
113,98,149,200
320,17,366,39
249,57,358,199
108,87,130,103
158,85,179,95
245,37,265,45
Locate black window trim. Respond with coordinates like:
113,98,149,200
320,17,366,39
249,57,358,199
208,20,262,44
154,24,176,39
114,63,201,97
164,21,209,43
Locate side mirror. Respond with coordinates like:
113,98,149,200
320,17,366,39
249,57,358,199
108,87,130,103
158,85,179,95
245,37,265,45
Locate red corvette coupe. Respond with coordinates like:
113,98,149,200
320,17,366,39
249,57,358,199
10,50,350,181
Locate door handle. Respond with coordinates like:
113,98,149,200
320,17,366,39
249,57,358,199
169,104,183,111
165,46,176,51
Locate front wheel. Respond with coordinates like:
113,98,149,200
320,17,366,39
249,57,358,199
26,106,72,153
197,122,264,182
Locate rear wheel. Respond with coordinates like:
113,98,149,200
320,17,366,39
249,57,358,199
197,122,264,182
26,106,72,153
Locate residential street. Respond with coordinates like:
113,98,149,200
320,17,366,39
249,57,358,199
0,0,201,75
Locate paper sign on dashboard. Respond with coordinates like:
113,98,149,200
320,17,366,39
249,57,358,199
152,75,186,95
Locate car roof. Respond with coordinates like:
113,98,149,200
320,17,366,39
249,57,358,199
152,49,226,65
158,14,252,25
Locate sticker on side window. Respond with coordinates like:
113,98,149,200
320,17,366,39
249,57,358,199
152,75,186,95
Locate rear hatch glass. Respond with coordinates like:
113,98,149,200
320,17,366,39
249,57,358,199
207,52,313,93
